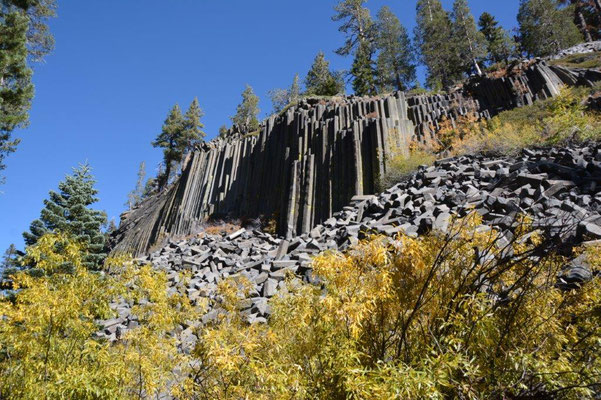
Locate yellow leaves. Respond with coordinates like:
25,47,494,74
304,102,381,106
184,214,601,399
4,226,601,398
0,233,202,399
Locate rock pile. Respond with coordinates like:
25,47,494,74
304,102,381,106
99,144,601,343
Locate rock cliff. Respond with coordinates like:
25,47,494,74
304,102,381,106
112,59,601,256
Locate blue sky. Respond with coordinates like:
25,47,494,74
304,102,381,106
0,0,521,252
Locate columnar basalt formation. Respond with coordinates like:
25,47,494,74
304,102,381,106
112,60,599,256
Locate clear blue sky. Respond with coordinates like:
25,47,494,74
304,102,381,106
0,0,520,252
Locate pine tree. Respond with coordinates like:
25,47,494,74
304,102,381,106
517,0,583,57
0,11,31,180
218,125,229,139
153,105,185,189
305,52,345,96
375,6,416,92
23,163,107,270
478,12,517,64
126,161,146,209
351,40,377,96
415,0,461,89
183,97,205,146
0,0,56,181
231,85,260,131
142,176,158,198
560,0,594,42
452,0,487,76
332,0,374,56
1,244,21,270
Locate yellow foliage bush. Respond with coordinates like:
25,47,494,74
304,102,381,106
183,214,601,399
452,87,601,155
380,145,435,189
0,233,203,399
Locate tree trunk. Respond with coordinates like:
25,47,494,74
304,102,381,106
575,3,593,42
395,73,404,92
594,0,601,14
161,162,171,190
473,59,482,76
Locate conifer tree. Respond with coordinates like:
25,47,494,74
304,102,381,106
23,163,107,270
152,98,203,190
1,0,56,180
332,0,375,56
305,52,345,96
142,177,158,198
452,0,487,76
218,125,229,139
560,0,594,42
231,85,260,132
1,244,21,271
478,12,517,64
152,105,185,189
0,11,31,180
126,161,146,209
351,41,377,96
415,0,461,89
183,97,206,145
375,6,416,92
517,0,583,57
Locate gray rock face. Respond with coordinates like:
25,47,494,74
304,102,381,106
102,144,601,344
111,59,601,257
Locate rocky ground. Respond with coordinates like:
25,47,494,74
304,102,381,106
99,144,601,350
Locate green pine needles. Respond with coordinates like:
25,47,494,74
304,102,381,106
23,163,107,270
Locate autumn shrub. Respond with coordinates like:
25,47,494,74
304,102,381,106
0,233,202,399
452,87,601,155
183,214,601,399
380,145,436,189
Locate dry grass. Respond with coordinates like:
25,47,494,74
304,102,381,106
549,52,601,69
203,223,241,237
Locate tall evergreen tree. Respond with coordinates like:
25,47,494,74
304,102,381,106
0,0,56,181
452,0,487,76
23,163,107,270
560,0,594,41
375,6,416,92
152,98,203,190
415,0,461,89
332,0,374,56
478,12,517,64
517,0,583,57
183,97,205,146
231,85,260,131
126,161,146,209
1,11,31,180
351,40,377,96
152,104,185,190
305,52,345,96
